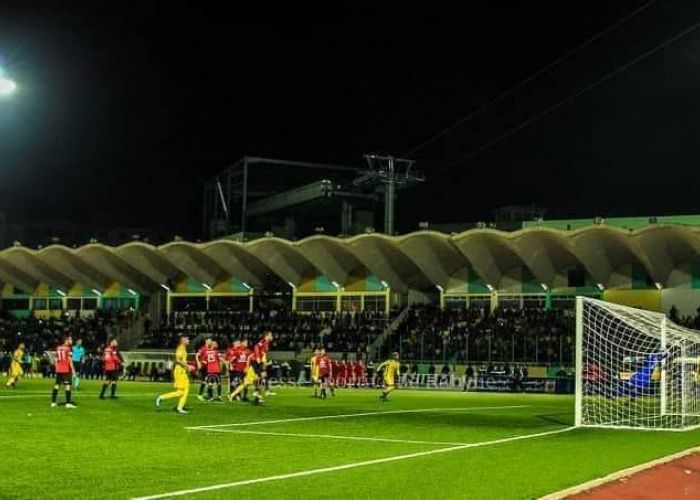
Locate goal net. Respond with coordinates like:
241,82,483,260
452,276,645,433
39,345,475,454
575,297,700,431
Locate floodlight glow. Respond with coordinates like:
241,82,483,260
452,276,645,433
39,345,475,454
435,284,444,292
0,76,16,96
242,282,252,290
91,289,102,296
331,281,341,289
160,283,170,291
287,281,296,289
56,289,66,297
597,283,605,291
380,280,389,289
202,283,212,291
486,284,495,292
655,282,663,290
540,283,548,291
127,288,138,296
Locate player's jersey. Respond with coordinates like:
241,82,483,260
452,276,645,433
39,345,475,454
252,338,270,363
628,353,666,389
12,348,24,363
104,346,121,371
230,347,251,372
203,348,221,374
317,355,332,376
355,361,365,378
55,345,72,374
196,346,208,366
310,355,319,377
175,344,188,367
380,359,400,384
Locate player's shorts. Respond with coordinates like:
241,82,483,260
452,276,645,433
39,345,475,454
384,377,395,388
10,361,23,378
73,361,82,373
230,370,245,386
55,373,72,385
174,367,189,390
243,366,258,386
318,373,330,384
205,373,221,385
198,367,207,381
251,360,264,376
105,370,119,382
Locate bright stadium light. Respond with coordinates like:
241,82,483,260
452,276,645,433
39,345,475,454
127,288,138,296
202,283,212,291
241,282,252,291
486,283,495,292
56,289,67,297
655,282,663,290
331,281,341,289
0,75,17,96
596,283,605,291
380,280,389,289
160,283,171,291
540,283,548,291
287,281,296,289
91,289,102,296
435,284,444,292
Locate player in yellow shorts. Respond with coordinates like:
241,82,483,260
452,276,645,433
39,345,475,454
156,336,192,414
377,352,401,402
228,363,258,402
5,343,25,389
310,347,320,398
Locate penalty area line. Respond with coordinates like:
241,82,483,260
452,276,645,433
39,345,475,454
185,405,529,430
133,426,575,500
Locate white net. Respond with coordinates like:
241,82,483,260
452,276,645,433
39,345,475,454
576,297,700,431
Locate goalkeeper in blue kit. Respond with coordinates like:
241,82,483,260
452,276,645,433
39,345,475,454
611,352,667,398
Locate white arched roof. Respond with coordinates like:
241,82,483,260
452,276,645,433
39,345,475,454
1,224,699,294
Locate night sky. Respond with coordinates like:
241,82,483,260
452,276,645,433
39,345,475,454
1,1,699,237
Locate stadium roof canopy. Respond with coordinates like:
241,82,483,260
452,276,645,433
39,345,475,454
2,224,700,294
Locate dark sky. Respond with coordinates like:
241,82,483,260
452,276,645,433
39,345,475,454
1,1,699,237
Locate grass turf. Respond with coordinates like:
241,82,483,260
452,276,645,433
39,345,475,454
2,379,700,499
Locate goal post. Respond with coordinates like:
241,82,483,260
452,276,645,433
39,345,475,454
575,297,700,431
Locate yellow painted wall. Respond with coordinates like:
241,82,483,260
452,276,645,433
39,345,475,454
603,289,662,312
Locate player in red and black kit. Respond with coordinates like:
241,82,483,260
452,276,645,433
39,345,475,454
250,331,273,405
355,358,366,387
316,348,334,399
203,341,223,402
347,359,357,388
100,338,124,400
338,359,348,388
51,335,77,408
196,338,212,401
225,339,250,401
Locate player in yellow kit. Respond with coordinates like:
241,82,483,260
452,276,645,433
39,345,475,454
156,336,192,414
228,359,259,402
5,343,25,389
310,347,320,398
377,352,401,402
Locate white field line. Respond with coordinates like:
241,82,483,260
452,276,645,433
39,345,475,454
133,426,575,500
188,427,472,446
185,405,529,430
540,444,700,500
0,394,157,400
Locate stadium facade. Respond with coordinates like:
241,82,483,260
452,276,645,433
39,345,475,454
1,214,700,320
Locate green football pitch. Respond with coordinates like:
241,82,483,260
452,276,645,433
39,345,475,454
2,379,700,499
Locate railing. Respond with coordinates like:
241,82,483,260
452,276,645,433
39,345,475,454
368,306,410,360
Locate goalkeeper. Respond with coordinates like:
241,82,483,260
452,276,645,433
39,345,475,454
612,352,667,398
